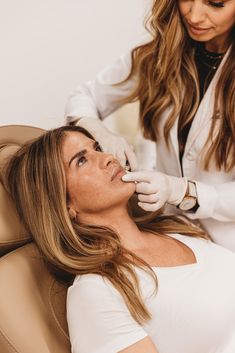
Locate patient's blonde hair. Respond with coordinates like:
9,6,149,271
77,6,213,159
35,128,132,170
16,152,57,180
4,126,208,324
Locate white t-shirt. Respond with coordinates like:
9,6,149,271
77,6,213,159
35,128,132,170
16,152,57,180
67,234,235,353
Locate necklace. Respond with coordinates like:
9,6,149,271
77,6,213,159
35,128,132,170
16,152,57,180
196,47,224,70
202,48,224,60
198,57,221,70
195,45,225,98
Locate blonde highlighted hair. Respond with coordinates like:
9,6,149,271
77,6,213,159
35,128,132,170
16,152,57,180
4,125,208,324
121,0,235,171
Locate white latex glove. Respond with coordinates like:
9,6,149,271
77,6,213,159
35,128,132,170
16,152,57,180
122,170,188,211
75,117,138,171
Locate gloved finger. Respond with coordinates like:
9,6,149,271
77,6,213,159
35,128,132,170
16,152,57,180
115,149,127,168
135,182,157,194
100,139,121,156
124,145,138,171
99,141,113,154
138,201,163,212
138,193,159,203
122,171,152,183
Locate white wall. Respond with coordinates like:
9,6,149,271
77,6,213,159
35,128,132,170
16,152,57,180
0,0,148,129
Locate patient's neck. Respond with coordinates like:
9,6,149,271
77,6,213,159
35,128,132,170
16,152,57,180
79,206,147,251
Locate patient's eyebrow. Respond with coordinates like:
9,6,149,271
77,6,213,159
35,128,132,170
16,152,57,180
68,141,100,167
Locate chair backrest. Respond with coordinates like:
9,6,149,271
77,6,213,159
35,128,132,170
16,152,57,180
0,125,71,353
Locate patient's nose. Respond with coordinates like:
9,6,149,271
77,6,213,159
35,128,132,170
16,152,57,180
100,153,116,169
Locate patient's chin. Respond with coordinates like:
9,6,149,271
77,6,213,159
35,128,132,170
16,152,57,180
122,180,136,196
129,183,136,195
121,183,136,204
104,181,135,209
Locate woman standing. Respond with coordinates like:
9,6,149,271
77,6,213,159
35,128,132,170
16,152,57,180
65,0,235,250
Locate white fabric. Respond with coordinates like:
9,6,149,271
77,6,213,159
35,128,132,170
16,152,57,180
67,233,235,353
65,50,137,122
65,45,235,251
122,170,188,210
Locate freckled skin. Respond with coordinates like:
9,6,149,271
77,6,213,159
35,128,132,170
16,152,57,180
62,132,135,215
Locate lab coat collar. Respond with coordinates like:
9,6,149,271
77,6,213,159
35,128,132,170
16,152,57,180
169,45,232,162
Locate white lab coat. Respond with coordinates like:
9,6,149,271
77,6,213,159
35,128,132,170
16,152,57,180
65,47,235,251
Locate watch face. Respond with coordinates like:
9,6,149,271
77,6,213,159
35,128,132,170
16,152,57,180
179,197,197,211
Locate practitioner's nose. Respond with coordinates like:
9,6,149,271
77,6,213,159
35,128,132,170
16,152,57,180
188,1,206,25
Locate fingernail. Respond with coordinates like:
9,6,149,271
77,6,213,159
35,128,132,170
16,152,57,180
122,174,130,181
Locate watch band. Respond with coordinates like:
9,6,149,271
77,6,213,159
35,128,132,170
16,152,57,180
177,180,199,213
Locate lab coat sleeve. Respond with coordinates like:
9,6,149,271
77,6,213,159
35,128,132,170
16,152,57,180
65,49,138,124
186,180,235,222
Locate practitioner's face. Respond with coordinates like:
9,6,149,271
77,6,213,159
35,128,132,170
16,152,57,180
178,0,235,50
62,132,135,218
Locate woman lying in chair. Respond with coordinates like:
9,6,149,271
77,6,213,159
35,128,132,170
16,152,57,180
4,125,235,353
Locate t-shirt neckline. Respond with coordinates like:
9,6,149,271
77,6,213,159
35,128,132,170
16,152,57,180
150,233,205,272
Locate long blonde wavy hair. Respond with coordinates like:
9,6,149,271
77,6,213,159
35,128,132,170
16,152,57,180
121,0,235,172
4,126,208,324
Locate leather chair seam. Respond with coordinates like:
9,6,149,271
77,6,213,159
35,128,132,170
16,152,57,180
49,279,70,341
0,242,32,262
0,238,30,245
0,328,20,353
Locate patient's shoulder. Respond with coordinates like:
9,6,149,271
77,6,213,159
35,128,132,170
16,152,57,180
70,273,107,290
72,273,104,285
68,273,117,299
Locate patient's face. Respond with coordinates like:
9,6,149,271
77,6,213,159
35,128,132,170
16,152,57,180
62,132,135,216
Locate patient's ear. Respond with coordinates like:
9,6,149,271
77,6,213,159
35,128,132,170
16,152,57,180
68,207,77,220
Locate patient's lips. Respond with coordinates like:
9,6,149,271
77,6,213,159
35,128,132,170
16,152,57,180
111,166,125,181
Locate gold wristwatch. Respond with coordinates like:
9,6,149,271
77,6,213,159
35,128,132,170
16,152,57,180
178,180,199,212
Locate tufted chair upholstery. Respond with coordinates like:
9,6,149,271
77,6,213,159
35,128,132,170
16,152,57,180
0,125,71,353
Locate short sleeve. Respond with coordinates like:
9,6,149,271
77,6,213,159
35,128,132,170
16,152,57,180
66,274,147,353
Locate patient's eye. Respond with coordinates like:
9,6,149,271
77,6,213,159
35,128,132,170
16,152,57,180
75,143,102,167
95,143,103,152
76,156,87,167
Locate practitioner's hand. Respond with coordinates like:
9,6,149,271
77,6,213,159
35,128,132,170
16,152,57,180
122,170,188,211
75,117,138,171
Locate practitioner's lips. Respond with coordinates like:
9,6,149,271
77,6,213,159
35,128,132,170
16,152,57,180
186,22,212,35
111,166,125,181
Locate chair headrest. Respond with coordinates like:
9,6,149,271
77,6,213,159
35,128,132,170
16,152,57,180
0,242,70,353
0,125,45,256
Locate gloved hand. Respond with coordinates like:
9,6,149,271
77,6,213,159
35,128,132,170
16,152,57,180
122,170,188,211
75,117,138,171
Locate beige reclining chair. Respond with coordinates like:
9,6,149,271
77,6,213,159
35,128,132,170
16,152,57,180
0,125,71,353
